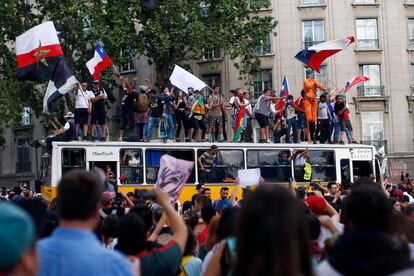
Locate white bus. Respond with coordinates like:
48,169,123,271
39,142,379,201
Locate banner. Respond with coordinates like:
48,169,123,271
154,155,194,202
169,65,207,93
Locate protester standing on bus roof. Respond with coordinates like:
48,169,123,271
73,82,94,141
254,88,284,143
242,92,254,143
118,76,138,142
90,79,108,141
334,94,358,144
206,85,225,142
174,90,190,142
189,94,208,142
135,79,151,142
303,68,325,144
159,86,176,141
145,89,163,141
317,93,331,144
296,90,308,143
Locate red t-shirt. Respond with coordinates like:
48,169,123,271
197,225,209,245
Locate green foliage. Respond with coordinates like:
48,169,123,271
0,0,276,128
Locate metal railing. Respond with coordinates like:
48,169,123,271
353,0,376,4
304,40,325,48
300,0,325,5
357,86,384,97
16,162,31,173
357,39,379,49
360,140,387,153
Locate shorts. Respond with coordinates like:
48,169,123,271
74,108,89,125
91,109,106,125
120,111,135,130
207,115,223,126
297,113,307,129
340,120,353,132
255,113,270,128
191,115,206,130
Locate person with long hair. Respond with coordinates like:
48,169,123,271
189,95,208,142
205,186,312,276
174,90,189,142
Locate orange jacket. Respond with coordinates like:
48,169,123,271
304,78,325,101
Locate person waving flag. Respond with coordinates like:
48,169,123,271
295,36,355,73
16,21,64,82
86,43,113,80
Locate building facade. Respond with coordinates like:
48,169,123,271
1,0,414,187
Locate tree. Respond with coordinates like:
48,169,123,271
0,0,276,130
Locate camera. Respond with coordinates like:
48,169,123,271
112,192,123,209
135,189,156,204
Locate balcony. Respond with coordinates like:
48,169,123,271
408,39,414,50
405,1,414,7
360,140,387,153
352,0,379,7
304,40,325,48
298,0,326,9
16,162,31,174
357,86,384,97
356,39,379,50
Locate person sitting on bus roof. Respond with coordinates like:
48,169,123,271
44,112,76,154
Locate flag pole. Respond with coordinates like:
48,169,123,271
319,75,340,93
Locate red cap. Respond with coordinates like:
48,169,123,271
306,195,327,215
393,189,404,199
101,191,115,204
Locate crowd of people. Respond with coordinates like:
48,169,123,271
1,169,414,275
43,68,359,149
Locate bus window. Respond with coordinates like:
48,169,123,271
197,149,244,183
353,160,373,179
120,149,143,184
40,154,51,185
146,149,195,184
294,150,336,182
247,150,291,182
62,149,86,176
340,159,351,185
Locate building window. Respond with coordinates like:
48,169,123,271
361,111,384,150
301,0,325,5
303,20,325,48
200,2,210,17
356,19,379,49
408,19,414,49
202,74,221,91
359,64,382,96
16,139,31,173
305,65,328,94
120,48,135,73
253,69,273,100
253,33,272,55
202,48,221,61
21,107,31,126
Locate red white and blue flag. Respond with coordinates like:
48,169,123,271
86,43,113,80
16,21,64,82
343,75,369,94
295,36,355,73
276,76,289,116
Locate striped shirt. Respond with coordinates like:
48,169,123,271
200,151,216,167
255,95,271,116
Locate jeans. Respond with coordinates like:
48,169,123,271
333,121,351,142
286,117,298,143
146,117,159,140
166,114,175,139
136,123,148,140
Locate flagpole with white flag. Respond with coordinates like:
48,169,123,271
169,65,208,94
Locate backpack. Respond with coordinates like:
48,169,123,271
136,92,149,112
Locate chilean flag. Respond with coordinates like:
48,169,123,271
343,75,369,94
295,36,355,73
16,21,64,82
277,76,289,117
86,43,113,80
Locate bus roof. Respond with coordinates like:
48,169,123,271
52,141,376,150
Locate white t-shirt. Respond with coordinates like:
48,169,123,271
245,99,253,117
318,102,329,120
75,89,94,109
317,217,344,249
286,103,297,120
229,96,237,116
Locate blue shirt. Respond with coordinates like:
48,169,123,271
38,227,134,276
213,198,232,213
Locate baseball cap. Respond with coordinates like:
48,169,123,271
93,79,100,84
101,191,116,205
306,195,327,215
306,68,313,76
393,189,404,199
0,202,35,268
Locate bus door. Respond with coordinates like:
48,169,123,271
349,148,374,180
340,159,351,185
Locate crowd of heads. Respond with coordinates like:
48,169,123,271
2,170,414,275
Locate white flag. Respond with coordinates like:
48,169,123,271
169,65,207,93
